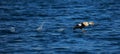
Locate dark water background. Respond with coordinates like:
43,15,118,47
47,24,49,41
0,0,120,54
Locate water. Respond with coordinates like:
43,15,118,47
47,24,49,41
0,0,120,54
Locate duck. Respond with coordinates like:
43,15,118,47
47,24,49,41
73,21,94,32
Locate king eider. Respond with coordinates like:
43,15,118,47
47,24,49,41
73,21,94,32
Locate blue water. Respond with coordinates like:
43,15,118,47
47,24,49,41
0,0,120,54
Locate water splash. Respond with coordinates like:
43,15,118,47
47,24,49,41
9,27,16,33
57,28,65,32
36,22,45,32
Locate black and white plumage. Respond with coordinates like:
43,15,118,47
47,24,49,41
73,21,94,31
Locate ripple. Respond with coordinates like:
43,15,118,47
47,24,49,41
0,0,120,54
0,18,28,21
97,37,120,41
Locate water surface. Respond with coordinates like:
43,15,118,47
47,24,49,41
0,0,120,54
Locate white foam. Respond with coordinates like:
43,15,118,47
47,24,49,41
36,22,45,32
57,28,64,32
10,27,16,32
